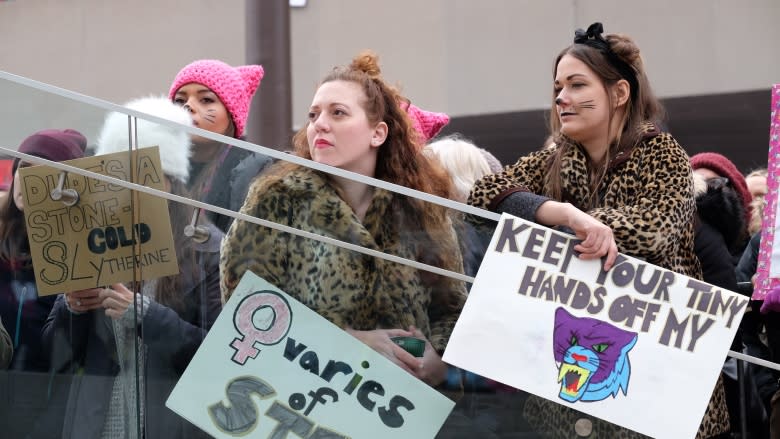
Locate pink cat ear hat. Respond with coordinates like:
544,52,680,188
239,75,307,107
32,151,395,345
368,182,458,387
402,102,450,144
169,59,264,139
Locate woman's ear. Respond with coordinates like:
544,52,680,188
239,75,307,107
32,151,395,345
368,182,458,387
613,79,630,108
371,121,389,148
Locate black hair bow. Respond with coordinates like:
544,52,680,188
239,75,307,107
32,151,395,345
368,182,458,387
574,22,606,45
572,22,639,95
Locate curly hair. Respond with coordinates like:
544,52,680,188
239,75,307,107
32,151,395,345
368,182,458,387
264,50,461,291
292,51,452,199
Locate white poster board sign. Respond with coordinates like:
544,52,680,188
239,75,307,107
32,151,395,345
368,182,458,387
167,271,455,438
443,214,746,439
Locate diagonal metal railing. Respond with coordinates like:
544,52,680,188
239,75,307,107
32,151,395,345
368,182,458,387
0,70,773,372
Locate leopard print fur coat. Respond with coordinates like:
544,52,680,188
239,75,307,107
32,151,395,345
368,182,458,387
469,124,702,279
220,167,467,352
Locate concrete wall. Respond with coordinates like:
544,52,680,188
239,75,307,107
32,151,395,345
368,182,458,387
0,0,778,147
0,0,246,148
290,0,780,118
0,0,245,104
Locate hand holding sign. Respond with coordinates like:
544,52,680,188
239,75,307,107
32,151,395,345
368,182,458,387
566,207,618,269
406,326,448,387
65,288,103,312
534,201,618,270
100,283,136,320
346,328,421,375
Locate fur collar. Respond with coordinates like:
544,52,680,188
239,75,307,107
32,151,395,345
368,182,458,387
554,122,663,209
557,122,660,171
253,166,395,243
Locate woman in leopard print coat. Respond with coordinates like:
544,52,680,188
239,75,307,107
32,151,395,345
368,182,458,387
221,51,467,387
469,23,727,439
470,123,700,278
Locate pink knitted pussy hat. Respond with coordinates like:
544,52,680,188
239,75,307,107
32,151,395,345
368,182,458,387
169,59,264,138
401,101,450,144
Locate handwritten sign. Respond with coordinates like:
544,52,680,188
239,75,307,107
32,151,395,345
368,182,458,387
755,84,780,299
443,214,747,439
19,147,178,295
167,271,455,438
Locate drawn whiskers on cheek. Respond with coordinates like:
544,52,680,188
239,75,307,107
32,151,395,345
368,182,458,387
575,100,596,110
202,114,216,124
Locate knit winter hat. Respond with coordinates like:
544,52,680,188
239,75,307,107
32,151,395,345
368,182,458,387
400,101,449,143
479,148,503,173
96,96,193,183
168,59,264,139
690,152,752,220
17,129,87,165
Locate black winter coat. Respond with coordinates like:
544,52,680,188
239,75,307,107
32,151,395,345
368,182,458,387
0,260,62,438
193,146,273,233
694,183,746,293
0,260,56,372
41,227,223,439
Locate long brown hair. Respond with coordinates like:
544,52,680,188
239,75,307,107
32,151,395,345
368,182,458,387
145,178,197,313
265,50,460,286
545,32,665,209
186,120,237,201
0,159,29,266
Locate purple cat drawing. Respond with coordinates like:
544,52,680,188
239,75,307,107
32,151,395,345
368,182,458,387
553,307,638,402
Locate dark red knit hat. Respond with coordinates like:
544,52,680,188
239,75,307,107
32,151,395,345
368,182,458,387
17,129,87,164
690,152,752,221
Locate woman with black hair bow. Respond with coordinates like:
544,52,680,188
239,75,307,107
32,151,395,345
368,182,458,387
469,22,728,438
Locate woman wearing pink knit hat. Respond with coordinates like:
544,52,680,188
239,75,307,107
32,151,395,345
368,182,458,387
169,59,273,232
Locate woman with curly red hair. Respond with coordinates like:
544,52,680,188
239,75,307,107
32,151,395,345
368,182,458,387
221,51,465,386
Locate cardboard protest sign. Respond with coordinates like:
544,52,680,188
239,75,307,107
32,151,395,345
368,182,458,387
443,214,747,439
167,271,455,439
19,147,178,295
755,84,780,300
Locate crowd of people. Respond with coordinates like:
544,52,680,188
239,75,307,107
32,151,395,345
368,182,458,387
0,21,775,439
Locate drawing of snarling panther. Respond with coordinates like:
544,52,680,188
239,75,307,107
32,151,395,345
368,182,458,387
553,307,638,403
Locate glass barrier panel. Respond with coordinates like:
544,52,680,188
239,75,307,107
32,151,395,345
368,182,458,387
0,71,777,439
0,74,150,438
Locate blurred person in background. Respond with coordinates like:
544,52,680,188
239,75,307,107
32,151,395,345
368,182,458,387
44,98,221,439
0,129,86,438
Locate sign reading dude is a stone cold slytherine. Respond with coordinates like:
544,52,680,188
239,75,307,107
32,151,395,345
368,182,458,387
443,213,747,439
19,147,178,295
167,271,455,439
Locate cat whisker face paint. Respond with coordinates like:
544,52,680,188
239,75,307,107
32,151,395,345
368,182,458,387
575,99,596,110
553,307,638,402
172,83,233,141
203,109,217,124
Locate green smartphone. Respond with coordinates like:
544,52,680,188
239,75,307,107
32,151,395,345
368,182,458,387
391,336,425,357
